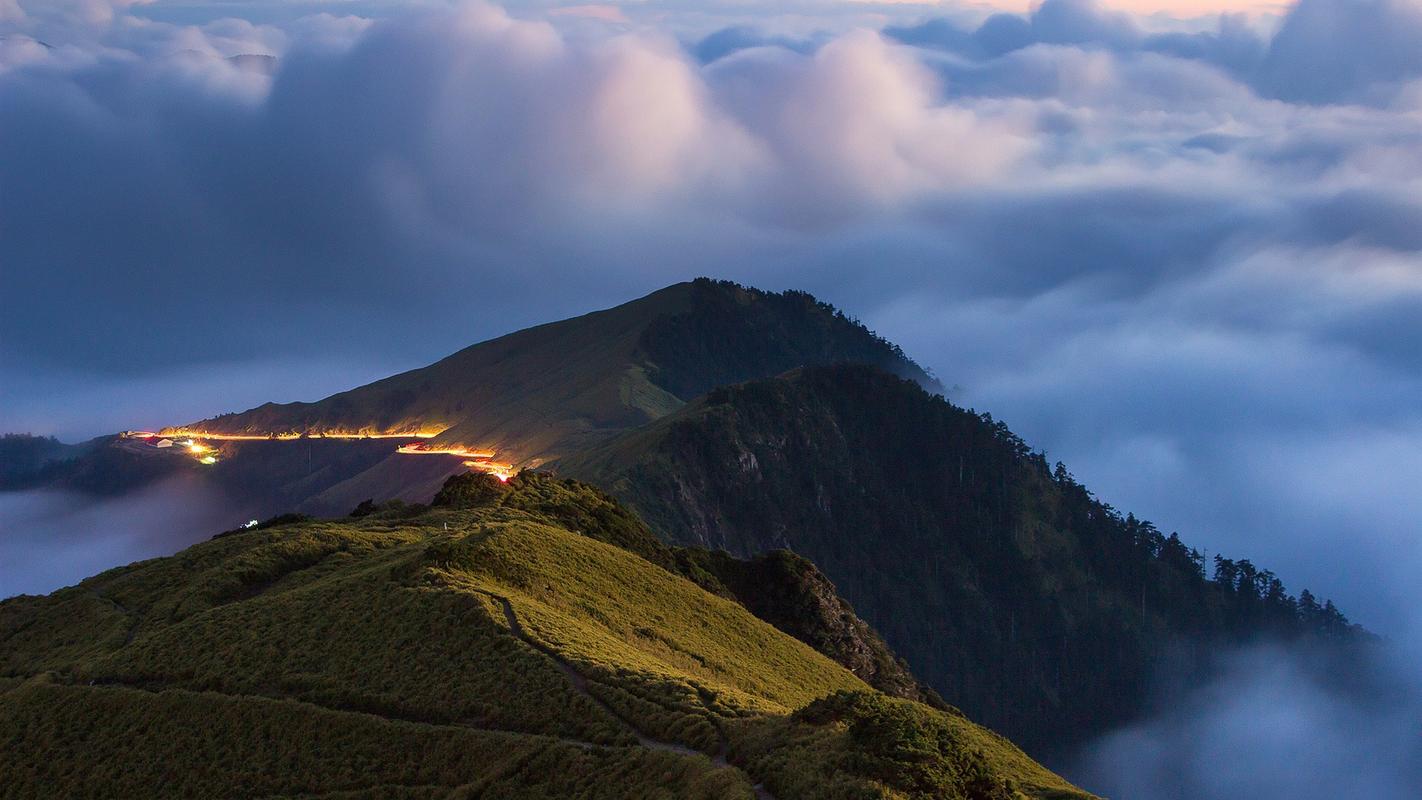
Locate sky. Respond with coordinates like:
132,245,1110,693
2,0,1422,794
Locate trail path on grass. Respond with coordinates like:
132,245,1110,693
470,587,778,800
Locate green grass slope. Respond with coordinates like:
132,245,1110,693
0,476,1090,800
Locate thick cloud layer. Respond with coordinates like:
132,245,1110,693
2,0,1422,793
885,0,1422,104
0,2,1030,375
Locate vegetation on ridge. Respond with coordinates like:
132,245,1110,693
637,278,940,400
433,471,934,703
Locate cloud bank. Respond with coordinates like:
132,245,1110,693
0,477,240,598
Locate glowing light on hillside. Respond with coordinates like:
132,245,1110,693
123,427,511,479
464,460,513,482
397,443,496,458
398,441,512,480
144,429,446,442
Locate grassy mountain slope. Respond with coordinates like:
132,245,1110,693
555,364,1362,757
0,474,1090,800
435,471,936,705
179,279,939,467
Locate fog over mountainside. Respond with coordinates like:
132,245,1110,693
0,478,240,599
1072,642,1422,799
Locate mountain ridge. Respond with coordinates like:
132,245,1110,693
0,279,1365,788
1,278,940,520
175,279,940,470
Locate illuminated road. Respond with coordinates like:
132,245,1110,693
134,430,442,441
122,429,516,480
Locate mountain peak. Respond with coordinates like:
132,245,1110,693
177,279,938,469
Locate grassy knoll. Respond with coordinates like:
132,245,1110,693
0,476,1092,800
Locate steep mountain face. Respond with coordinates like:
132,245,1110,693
676,548,938,706
0,474,1091,800
180,279,939,467
556,364,1362,758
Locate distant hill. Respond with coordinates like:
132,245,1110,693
0,433,100,488
0,473,1090,800
180,279,940,467
556,364,1363,757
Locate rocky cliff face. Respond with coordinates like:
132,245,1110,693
678,548,940,706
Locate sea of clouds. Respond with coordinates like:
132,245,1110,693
2,0,1421,794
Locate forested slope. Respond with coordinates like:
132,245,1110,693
557,364,1361,756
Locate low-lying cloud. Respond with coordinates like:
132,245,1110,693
0,477,242,599
1069,640,1422,799
885,0,1422,105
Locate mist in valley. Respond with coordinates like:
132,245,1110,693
0,477,244,599
1070,639,1422,799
